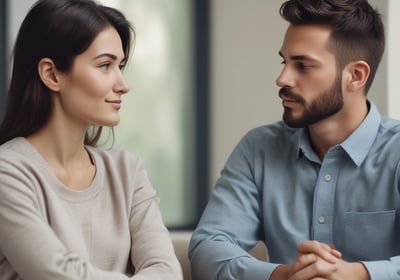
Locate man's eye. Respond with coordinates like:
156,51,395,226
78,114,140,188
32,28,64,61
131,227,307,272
297,63,312,70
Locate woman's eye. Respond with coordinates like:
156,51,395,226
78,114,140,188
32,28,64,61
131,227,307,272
100,63,111,70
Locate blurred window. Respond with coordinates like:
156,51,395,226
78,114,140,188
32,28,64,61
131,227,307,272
99,0,208,229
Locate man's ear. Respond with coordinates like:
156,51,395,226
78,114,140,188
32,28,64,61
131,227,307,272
345,60,370,92
37,58,62,92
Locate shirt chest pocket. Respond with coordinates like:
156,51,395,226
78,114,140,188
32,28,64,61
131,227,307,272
344,210,400,261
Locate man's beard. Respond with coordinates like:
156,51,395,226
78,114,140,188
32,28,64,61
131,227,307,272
279,75,344,128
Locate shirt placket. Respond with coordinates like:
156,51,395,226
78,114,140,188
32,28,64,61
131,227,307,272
312,149,339,245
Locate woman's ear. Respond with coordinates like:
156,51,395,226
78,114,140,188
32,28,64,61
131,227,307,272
37,58,62,92
346,60,370,92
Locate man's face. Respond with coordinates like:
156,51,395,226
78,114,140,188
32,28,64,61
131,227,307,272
276,24,344,128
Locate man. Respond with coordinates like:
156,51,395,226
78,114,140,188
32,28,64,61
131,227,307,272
189,0,400,279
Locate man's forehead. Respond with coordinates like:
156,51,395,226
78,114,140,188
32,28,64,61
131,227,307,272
279,24,333,60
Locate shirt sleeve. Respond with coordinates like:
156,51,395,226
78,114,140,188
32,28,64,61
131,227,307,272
0,161,131,280
362,257,400,280
128,158,183,280
189,134,279,279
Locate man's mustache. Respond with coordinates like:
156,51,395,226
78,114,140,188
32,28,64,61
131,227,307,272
279,87,305,103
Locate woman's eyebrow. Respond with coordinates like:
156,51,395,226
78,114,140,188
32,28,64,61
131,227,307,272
93,53,126,62
93,53,117,60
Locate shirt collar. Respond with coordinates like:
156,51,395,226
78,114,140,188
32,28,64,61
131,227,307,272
296,101,381,166
297,129,318,162
340,101,381,166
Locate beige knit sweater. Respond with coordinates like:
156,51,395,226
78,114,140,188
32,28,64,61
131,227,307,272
0,137,182,280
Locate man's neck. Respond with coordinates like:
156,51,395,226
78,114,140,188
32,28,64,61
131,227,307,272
308,101,369,161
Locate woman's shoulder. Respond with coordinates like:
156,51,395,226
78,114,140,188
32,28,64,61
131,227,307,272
1,136,25,149
87,146,155,198
0,137,36,163
86,145,144,171
0,137,49,187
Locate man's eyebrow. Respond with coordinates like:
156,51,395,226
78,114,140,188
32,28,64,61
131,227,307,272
278,51,320,62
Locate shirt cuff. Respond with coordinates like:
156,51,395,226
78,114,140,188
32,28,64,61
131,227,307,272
361,260,399,280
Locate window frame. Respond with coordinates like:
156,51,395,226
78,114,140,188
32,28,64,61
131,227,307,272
0,0,6,121
189,0,210,230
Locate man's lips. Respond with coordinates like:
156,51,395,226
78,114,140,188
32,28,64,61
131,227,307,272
281,97,297,102
279,88,304,103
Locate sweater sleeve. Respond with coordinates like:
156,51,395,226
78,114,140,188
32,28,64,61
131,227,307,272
127,158,183,280
0,158,131,280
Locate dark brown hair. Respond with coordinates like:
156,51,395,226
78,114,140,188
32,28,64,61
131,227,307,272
0,0,134,145
280,0,385,94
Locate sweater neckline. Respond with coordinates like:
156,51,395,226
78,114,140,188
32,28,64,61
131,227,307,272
18,137,104,202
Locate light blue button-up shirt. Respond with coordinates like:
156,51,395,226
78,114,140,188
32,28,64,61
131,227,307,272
189,102,400,280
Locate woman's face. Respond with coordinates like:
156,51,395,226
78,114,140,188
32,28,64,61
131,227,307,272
55,26,130,127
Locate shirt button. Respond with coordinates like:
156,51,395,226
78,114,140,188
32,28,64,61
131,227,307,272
324,174,332,181
318,216,326,224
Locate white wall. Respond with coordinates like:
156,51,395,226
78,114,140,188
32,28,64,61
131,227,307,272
6,0,36,58
210,0,397,186
210,0,285,186
387,0,400,119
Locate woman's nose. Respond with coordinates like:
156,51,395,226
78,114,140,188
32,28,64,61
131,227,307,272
114,73,130,94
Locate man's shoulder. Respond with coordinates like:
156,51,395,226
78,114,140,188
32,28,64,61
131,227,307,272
380,117,400,130
245,121,298,141
378,117,400,139
237,121,300,154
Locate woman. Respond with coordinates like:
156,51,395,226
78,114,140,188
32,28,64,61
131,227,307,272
0,0,182,279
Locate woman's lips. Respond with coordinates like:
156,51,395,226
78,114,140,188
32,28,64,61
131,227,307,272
106,100,121,109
